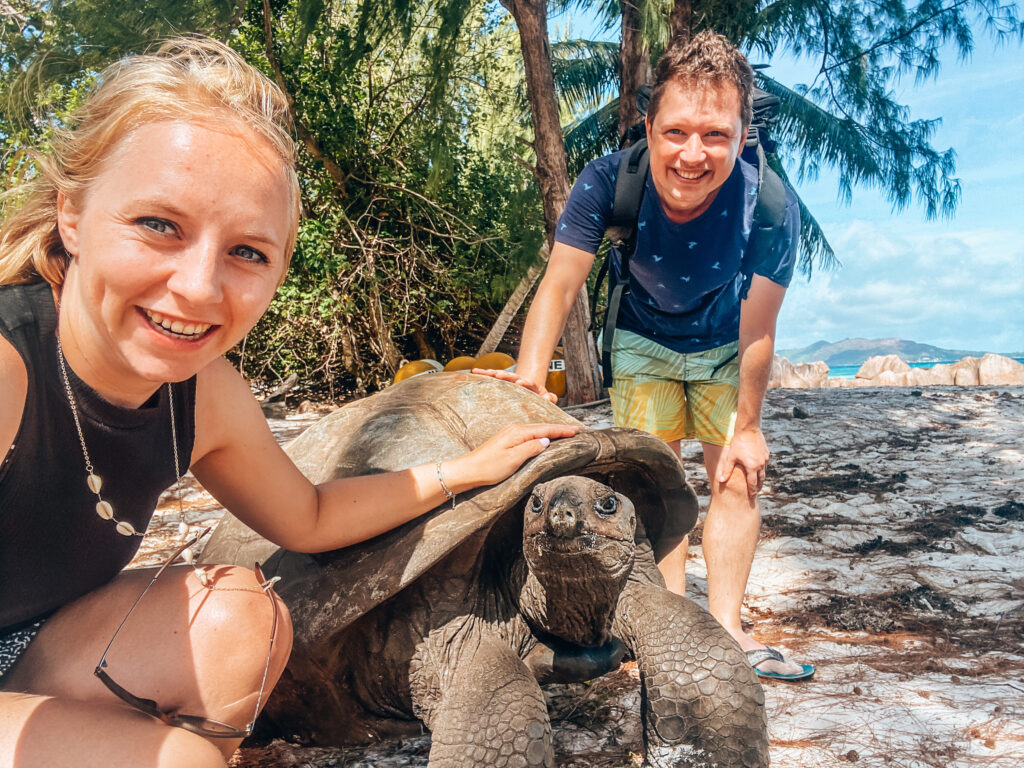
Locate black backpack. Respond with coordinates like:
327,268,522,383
591,85,789,388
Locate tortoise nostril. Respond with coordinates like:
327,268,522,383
548,505,579,537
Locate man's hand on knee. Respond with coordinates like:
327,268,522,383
715,428,769,499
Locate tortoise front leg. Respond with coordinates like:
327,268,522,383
415,634,554,768
613,581,769,768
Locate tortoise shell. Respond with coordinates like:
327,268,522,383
201,373,698,647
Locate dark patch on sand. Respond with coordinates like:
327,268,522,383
845,535,928,556
903,504,987,539
769,468,908,498
780,585,961,634
760,513,847,540
776,584,1024,651
992,499,1024,521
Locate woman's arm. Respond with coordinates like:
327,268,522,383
0,335,27,465
189,358,578,553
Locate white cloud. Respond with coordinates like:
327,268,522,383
777,221,1024,354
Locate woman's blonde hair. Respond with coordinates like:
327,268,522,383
0,36,301,287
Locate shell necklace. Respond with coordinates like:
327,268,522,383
56,336,185,538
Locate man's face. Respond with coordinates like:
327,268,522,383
645,80,746,224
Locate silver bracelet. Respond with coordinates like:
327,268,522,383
436,461,456,507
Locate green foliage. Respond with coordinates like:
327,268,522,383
227,0,540,396
0,0,542,399
1,1,241,132
6,0,1019,398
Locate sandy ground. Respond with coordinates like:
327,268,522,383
135,385,1024,768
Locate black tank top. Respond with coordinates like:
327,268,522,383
0,282,197,630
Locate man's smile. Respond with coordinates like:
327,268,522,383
672,168,709,181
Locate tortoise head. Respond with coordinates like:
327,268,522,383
517,476,637,646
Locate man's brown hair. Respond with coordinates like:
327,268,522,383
647,30,754,128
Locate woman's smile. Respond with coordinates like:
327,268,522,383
140,307,216,341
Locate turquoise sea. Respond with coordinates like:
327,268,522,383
828,358,1024,380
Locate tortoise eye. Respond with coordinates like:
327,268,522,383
595,495,618,516
529,494,543,514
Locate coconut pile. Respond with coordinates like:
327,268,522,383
136,384,1024,768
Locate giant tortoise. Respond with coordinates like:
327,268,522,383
203,373,768,767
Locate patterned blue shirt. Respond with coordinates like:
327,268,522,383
555,149,799,353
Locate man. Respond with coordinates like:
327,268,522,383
481,31,811,680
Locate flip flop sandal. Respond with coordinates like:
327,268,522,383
746,646,815,681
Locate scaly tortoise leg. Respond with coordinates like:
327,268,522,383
613,581,769,768
419,634,554,768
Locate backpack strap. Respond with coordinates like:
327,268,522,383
741,142,787,299
605,138,649,251
595,139,649,389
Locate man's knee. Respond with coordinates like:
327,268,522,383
708,467,759,513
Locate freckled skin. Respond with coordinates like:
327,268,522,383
55,120,292,406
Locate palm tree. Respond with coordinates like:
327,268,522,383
550,0,1023,274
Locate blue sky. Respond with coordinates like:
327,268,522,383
548,11,1024,355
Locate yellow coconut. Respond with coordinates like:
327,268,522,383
546,351,567,397
474,351,516,371
443,355,478,372
394,359,443,384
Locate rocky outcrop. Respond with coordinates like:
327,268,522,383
978,353,1024,385
911,363,956,386
874,369,913,387
769,356,829,389
769,353,1024,389
856,355,910,381
952,357,981,386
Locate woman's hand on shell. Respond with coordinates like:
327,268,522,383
445,423,579,491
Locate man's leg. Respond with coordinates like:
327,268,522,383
699,441,804,677
657,439,687,595
606,331,693,596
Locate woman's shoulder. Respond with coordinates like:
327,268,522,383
190,356,264,464
0,322,28,464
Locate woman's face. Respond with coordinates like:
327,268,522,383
57,119,293,403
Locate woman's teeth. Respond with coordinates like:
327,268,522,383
144,310,212,339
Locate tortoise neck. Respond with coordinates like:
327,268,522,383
511,556,628,647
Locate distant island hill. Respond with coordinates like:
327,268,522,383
777,337,1023,367
769,338,1024,388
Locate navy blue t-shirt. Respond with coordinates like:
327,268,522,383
555,149,799,353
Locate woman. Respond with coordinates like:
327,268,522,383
0,37,576,767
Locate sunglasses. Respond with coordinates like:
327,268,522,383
94,529,281,738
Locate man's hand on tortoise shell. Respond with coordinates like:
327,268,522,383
471,368,558,403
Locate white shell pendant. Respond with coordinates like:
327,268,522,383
115,520,137,536
182,548,195,564
178,522,189,536
87,473,103,494
95,500,115,520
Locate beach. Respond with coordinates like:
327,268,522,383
137,384,1024,768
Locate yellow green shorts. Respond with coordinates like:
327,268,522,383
608,330,739,446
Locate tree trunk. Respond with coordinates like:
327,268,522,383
499,0,600,404
670,0,693,42
476,242,548,357
619,1,652,142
